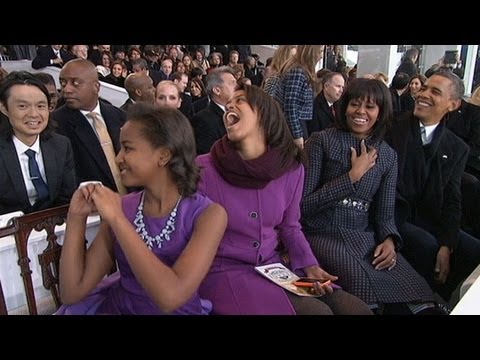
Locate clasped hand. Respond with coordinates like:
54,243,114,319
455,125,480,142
69,183,122,223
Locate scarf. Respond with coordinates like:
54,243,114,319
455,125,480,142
211,136,296,189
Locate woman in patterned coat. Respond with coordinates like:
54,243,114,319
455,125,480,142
301,78,438,314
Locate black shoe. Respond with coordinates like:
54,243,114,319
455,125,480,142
436,303,452,315
415,303,451,315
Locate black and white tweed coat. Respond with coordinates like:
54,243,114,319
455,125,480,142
301,128,434,305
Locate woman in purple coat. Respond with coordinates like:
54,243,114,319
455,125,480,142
196,84,372,315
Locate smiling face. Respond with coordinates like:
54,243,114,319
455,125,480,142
190,81,202,97
224,89,261,143
409,77,422,96
413,74,460,125
116,120,164,188
0,84,49,146
346,97,379,139
112,63,123,78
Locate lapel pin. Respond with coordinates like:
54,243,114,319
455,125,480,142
442,155,448,159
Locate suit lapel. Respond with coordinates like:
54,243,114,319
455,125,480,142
320,95,334,121
100,102,122,153
0,138,30,205
422,123,449,202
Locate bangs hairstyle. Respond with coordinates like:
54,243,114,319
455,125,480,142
335,78,392,141
126,103,199,197
0,70,53,140
237,83,305,165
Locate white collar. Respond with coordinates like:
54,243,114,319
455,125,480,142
13,135,41,156
80,102,101,117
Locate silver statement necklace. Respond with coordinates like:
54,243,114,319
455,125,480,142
133,191,182,250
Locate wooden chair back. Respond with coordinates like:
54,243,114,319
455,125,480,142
0,223,17,315
11,204,69,315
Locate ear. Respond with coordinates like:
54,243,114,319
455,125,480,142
94,81,101,95
157,148,172,167
0,102,8,117
449,98,462,112
212,86,220,96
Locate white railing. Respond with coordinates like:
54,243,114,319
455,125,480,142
0,212,100,314
1,60,129,108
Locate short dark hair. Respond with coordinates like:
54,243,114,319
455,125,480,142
390,72,410,90
190,67,204,78
335,78,392,141
126,103,199,197
33,72,56,87
0,70,53,140
429,69,465,100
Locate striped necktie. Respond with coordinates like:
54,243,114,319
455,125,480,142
420,125,428,145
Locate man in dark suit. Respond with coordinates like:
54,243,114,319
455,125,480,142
171,72,194,121
386,71,480,303
307,72,345,135
131,58,162,87
0,71,76,215
445,97,480,237
191,66,238,155
121,72,156,112
31,45,75,69
51,59,127,193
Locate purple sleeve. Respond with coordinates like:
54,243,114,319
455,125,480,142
276,165,319,272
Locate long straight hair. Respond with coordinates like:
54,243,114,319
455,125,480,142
279,45,324,86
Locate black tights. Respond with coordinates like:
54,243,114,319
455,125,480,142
286,290,373,315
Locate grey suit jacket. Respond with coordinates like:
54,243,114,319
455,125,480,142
0,133,76,215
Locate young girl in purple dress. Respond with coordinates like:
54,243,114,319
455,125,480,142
57,104,227,315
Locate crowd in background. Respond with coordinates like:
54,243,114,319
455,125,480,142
1,44,480,315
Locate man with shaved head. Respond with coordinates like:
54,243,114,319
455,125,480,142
51,58,127,193
121,73,156,112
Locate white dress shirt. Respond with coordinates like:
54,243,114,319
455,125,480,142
419,121,439,145
12,136,47,205
80,103,105,139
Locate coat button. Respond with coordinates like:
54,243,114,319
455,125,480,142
250,211,258,218
252,241,260,248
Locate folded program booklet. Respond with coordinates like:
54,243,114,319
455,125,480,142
254,263,322,297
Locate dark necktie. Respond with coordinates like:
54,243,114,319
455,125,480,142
25,149,49,201
330,105,336,118
420,126,427,145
